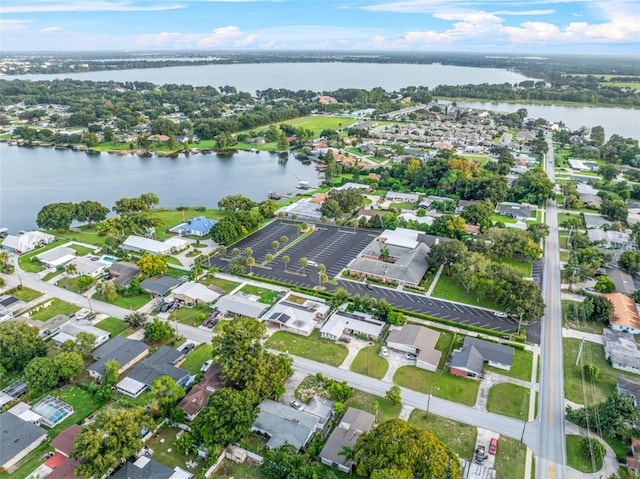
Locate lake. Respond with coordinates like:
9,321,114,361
0,145,319,232
16,62,534,92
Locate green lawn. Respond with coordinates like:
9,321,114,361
494,436,527,479
50,227,108,248
67,243,97,255
266,330,348,367
434,330,455,370
564,337,640,405
282,115,358,137
557,212,583,228
170,304,212,327
211,461,266,479
94,291,152,310
344,389,402,424
485,349,533,382
491,214,516,224
200,275,240,292
350,345,389,379
8,286,43,302
495,257,532,277
180,343,213,374
239,284,280,305
408,410,477,460
95,317,129,336
390,202,418,209
27,298,80,321
42,269,65,281
394,366,479,406
146,426,208,474
566,435,603,473
18,239,66,272
150,208,228,241
164,255,183,266
430,274,503,310
486,383,530,420
56,275,96,293
0,442,53,479
562,300,604,335
49,383,103,436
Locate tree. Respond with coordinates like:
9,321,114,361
579,437,605,470
317,263,327,285
95,280,118,301
281,255,290,272
191,388,257,448
260,443,317,479
246,256,255,274
460,199,494,230
429,214,466,240
353,419,461,479
264,253,274,266
36,202,76,231
387,311,407,326
602,195,628,222
599,164,620,183
150,375,185,417
583,363,600,381
0,321,47,372
299,257,309,274
452,252,490,294
75,200,109,227
24,357,59,395
144,318,174,342
508,169,555,204
527,222,550,243
618,250,640,274
56,351,84,381
96,358,120,401
217,194,256,212
271,240,280,252
330,287,351,308
137,253,168,278
385,385,401,406
566,391,639,439
588,294,614,324
244,247,253,258
74,332,96,359
73,407,154,479
280,235,289,246
595,275,616,293
125,311,147,328
590,126,605,147
427,239,467,275
65,263,78,275
259,199,278,218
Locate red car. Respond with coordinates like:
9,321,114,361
489,438,498,455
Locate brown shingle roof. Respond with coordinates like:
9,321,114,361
50,424,82,456
606,293,640,330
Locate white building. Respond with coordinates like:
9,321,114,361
121,235,188,256
1,231,55,254
320,310,385,341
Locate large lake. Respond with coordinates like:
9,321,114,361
0,146,318,232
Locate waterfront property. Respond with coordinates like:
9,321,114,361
170,216,217,237
1,231,55,254
121,235,188,256
35,246,76,269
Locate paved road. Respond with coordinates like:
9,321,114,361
535,132,567,479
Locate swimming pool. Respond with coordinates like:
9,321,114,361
101,255,118,263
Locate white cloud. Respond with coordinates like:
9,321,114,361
0,19,30,32
198,26,244,46
493,9,555,16
1,1,184,13
40,26,62,33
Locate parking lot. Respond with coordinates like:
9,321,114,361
208,219,378,288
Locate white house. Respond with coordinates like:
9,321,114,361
1,231,55,254
387,324,442,371
121,235,188,256
320,310,385,341
52,323,110,349
36,246,76,269
603,329,640,374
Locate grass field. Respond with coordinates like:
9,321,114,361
8,286,43,302
494,436,526,479
18,239,66,272
146,426,208,474
394,366,479,406
51,227,108,248
485,349,533,382
566,435,603,473
239,284,280,305
200,275,240,292
486,383,530,420
564,337,640,405
495,257,532,277
430,274,503,311
49,384,103,436
95,317,129,336
344,389,402,424
170,304,212,327
408,410,477,460
281,115,358,137
491,214,516,224
350,344,389,379
67,243,97,255
266,330,348,367
27,298,80,321
164,255,183,266
434,330,455,370
56,275,96,293
562,300,604,335
94,291,152,310
180,343,213,374
0,443,53,479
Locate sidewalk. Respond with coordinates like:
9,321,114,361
562,328,603,345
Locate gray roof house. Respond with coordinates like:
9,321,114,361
497,202,535,221
387,324,442,372
583,213,613,230
606,267,636,296
319,408,375,473
108,261,140,287
603,329,640,374
251,399,317,451
88,336,149,380
140,275,182,296
347,242,430,286
0,411,47,473
111,456,191,479
116,347,189,398
215,293,270,319
450,337,515,379
617,377,640,406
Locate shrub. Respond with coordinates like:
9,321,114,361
583,363,600,381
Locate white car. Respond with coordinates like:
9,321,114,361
380,346,389,357
493,311,508,318
200,359,213,373
290,400,305,411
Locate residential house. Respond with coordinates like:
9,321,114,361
617,377,640,406
215,292,269,319
568,159,593,171
319,408,375,473
251,399,317,451
16,314,71,339
178,365,224,421
46,424,81,479
170,282,220,305
36,246,76,269
497,202,536,221
320,310,385,341
387,324,442,371
170,216,217,237
108,261,140,287
115,347,189,398
579,194,603,209
121,235,188,256
450,337,515,379
603,329,640,374
456,199,479,213
0,411,47,473
606,268,636,296
385,191,420,203
605,293,640,335
576,183,599,196
1,231,54,254
304,396,335,431
626,437,640,475
583,213,613,230
0,295,26,322
0,381,27,409
88,336,149,381
52,323,110,349
67,256,109,277
110,456,192,479
265,294,331,336
419,195,454,209
398,212,434,227
140,275,182,296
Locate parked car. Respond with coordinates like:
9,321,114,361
380,346,389,357
489,438,498,455
493,311,508,318
366,284,374,291
201,360,213,373
182,343,195,354
340,337,351,343
474,445,487,464
290,400,305,411
405,353,417,360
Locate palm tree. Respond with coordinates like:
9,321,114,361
246,256,255,274
0,252,11,273
65,263,78,276
264,253,274,267
319,272,328,288
352,219,359,229
244,247,253,258
379,247,390,262
317,263,326,285
190,262,203,280
218,245,227,257
271,240,280,253
299,257,308,275
231,247,240,257
281,255,290,272
295,224,303,236
280,235,289,246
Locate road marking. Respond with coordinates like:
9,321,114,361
549,464,554,478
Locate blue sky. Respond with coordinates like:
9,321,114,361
1,0,638,53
